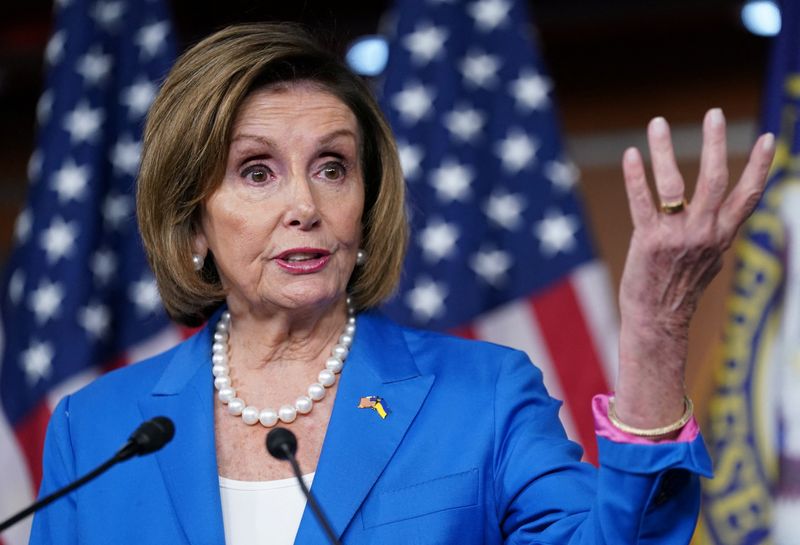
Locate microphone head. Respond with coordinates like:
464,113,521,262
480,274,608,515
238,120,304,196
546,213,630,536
129,416,175,456
266,427,297,460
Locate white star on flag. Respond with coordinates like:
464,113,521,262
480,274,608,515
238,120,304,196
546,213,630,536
484,190,526,230
403,22,448,65
121,79,157,119
91,1,125,30
467,0,512,32
496,129,538,173
78,303,111,339
460,51,502,88
391,82,435,125
52,160,90,202
45,31,66,66
14,209,32,244
470,248,513,286
136,21,169,58
28,151,43,184
545,159,580,192
91,249,117,284
64,101,104,144
418,219,460,262
129,277,162,314
77,48,113,86
103,194,134,229
534,209,579,256
21,341,55,386
29,280,65,324
397,141,424,180
8,270,25,306
430,159,474,202
40,216,78,263
509,69,552,111
405,278,448,322
444,105,485,142
37,91,53,126
112,136,142,176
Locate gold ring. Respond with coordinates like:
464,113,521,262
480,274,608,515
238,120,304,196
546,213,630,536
660,198,688,215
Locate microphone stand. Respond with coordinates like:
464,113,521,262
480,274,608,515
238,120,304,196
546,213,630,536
0,454,121,532
0,416,175,533
267,428,342,545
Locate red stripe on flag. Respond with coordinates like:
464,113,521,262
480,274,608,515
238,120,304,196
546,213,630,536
529,277,610,465
13,401,53,493
450,324,478,339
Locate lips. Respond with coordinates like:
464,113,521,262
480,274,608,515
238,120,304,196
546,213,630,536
274,248,332,274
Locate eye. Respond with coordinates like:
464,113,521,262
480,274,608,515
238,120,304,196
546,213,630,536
317,161,346,181
241,164,272,184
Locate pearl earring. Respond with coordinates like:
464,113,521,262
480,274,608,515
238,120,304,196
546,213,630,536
192,254,204,271
356,249,367,266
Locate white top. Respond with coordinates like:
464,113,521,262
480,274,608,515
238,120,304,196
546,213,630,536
219,473,315,545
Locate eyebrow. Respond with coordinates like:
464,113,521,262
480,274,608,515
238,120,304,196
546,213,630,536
231,128,358,149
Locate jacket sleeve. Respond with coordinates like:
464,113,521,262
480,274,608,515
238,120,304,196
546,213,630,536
28,395,78,545
493,350,713,544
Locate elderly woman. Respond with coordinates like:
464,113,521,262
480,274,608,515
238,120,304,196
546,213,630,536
29,23,774,545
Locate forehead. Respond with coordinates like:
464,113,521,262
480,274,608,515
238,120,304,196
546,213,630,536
232,81,360,138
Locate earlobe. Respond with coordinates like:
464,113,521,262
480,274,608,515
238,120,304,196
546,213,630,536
192,229,209,262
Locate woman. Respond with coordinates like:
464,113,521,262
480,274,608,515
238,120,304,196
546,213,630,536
29,23,775,544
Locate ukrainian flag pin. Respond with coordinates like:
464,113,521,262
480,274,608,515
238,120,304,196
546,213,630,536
358,396,388,419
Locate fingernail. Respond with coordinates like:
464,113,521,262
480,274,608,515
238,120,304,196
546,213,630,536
623,147,638,163
762,132,775,151
650,117,668,136
709,108,724,127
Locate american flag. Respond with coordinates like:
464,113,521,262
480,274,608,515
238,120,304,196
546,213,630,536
0,1,178,543
378,0,618,463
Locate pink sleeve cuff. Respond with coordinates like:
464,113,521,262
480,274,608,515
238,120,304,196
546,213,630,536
592,393,699,444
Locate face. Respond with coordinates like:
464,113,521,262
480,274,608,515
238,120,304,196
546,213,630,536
194,83,365,315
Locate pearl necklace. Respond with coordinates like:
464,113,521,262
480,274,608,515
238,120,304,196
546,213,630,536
211,301,356,427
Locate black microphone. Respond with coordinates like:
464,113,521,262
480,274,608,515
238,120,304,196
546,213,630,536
266,428,343,545
0,416,175,533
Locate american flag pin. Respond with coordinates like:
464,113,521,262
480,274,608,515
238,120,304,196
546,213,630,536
358,396,389,419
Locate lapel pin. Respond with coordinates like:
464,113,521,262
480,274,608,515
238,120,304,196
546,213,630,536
358,396,389,419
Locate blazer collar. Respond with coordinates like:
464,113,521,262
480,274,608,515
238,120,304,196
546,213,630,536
295,311,435,542
139,312,226,545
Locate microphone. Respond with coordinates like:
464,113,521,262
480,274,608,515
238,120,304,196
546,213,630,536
0,416,175,533
115,416,175,461
266,428,342,545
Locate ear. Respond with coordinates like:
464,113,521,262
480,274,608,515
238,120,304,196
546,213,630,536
192,226,208,257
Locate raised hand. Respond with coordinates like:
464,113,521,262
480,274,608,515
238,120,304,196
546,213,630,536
612,108,775,430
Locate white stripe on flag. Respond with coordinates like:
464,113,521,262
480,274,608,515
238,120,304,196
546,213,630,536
473,299,579,441
571,262,619,386
0,318,34,545
126,326,183,365
46,368,101,413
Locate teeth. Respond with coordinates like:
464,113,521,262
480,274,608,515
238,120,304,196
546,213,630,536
285,253,319,262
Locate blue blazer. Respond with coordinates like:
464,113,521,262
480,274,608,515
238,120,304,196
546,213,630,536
30,310,711,544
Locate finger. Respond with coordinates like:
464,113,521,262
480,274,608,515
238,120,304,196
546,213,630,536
647,116,686,204
622,146,657,228
718,132,776,239
693,108,729,213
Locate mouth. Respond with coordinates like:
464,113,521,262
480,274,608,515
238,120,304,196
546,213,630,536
274,248,332,273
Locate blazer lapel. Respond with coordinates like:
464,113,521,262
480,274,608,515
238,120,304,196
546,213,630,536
139,321,226,545
295,312,435,542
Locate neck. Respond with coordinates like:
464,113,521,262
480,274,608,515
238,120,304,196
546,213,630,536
225,298,350,371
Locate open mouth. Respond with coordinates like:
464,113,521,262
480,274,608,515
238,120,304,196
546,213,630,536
283,252,326,262
275,248,332,273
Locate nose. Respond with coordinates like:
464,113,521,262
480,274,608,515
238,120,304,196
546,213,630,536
282,177,321,230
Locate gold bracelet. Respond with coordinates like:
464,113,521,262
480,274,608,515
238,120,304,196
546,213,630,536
607,396,693,438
